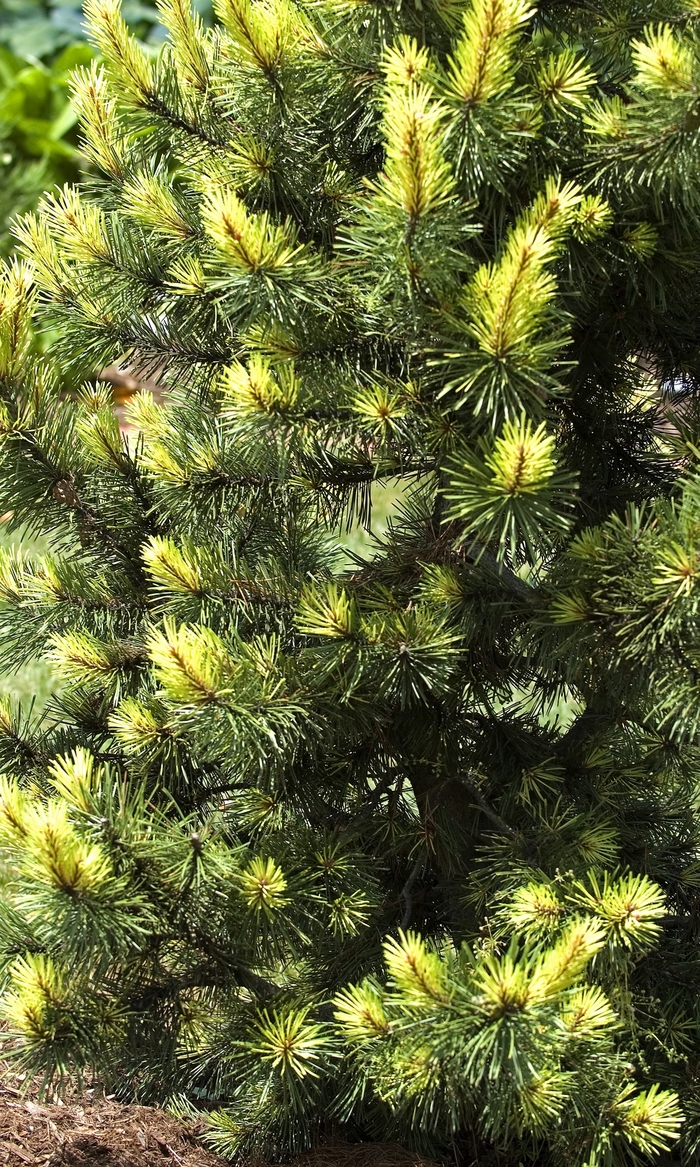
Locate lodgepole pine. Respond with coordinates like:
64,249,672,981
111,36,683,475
0,0,699,1163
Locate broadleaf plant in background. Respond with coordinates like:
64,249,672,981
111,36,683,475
0,0,699,1165
0,0,165,256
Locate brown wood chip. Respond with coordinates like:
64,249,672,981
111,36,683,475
0,1141,33,1163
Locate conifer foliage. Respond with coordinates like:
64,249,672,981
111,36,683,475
1,0,700,1162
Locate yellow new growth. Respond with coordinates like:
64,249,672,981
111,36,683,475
475,920,603,1017
382,35,433,88
110,697,173,750
474,948,531,1015
611,1084,684,1157
3,954,68,1042
486,415,558,496
76,386,124,467
329,891,372,937
0,260,35,382
48,630,118,684
0,775,34,841
250,1007,328,1078
466,178,581,361
38,186,111,266
573,195,613,241
508,881,565,932
534,49,595,112
25,800,112,895
48,749,101,814
141,440,190,484
14,215,73,300
560,984,616,1037
168,254,207,295
214,0,301,71
350,381,407,436
632,24,695,95
202,189,302,273
550,589,590,624
124,395,189,483
147,619,231,704
383,931,450,1004
122,174,193,240
83,0,153,104
228,136,275,193
527,920,605,1003
297,582,359,639
220,355,299,414
653,541,699,598
158,0,210,90
623,222,658,258
238,855,289,915
446,0,533,106
584,95,627,140
0,551,92,610
572,871,666,950
372,83,454,221
334,980,389,1040
516,1072,567,1136
143,536,203,594
70,62,126,179
123,390,173,438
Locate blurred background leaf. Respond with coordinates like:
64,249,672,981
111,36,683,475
0,0,217,256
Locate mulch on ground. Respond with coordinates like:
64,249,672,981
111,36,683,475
0,1067,443,1167
0,1097,445,1167
0,1088,226,1167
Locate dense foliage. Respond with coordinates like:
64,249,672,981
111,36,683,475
0,0,699,1163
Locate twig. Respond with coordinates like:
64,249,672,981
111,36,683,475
400,855,424,929
463,540,536,603
451,773,519,839
345,770,398,831
155,1138,185,1165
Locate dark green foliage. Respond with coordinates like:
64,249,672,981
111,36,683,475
0,0,699,1164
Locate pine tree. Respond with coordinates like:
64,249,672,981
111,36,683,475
0,0,700,1162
